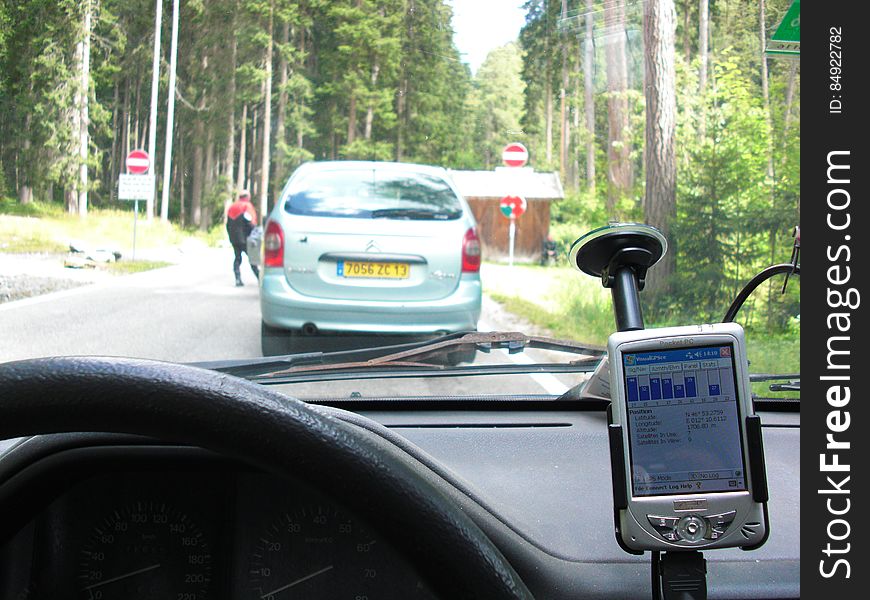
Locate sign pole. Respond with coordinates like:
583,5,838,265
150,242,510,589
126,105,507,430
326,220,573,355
509,217,516,268
132,199,139,261
120,149,154,262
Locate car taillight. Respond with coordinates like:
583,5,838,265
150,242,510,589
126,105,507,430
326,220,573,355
263,220,284,267
462,227,481,273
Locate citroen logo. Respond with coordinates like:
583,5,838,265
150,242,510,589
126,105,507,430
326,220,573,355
365,240,380,253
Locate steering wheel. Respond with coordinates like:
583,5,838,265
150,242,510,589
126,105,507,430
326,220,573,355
0,356,532,599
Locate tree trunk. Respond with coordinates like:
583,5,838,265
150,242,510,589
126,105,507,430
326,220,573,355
108,81,120,202
781,61,799,157
259,0,274,218
698,0,709,140
604,0,632,215
572,49,581,190
19,110,33,204
224,15,238,220
584,0,596,192
249,103,259,195
364,61,380,141
759,0,774,179
545,63,553,165
190,50,209,227
682,0,691,61
132,72,142,151
201,128,215,231
347,95,357,146
191,121,204,227
273,20,290,194
559,43,569,180
296,25,308,150
237,103,248,193
122,78,131,163
396,76,407,161
643,0,677,296
76,0,92,216
177,129,185,227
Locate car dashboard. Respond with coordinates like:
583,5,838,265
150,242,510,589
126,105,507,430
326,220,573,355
0,406,800,599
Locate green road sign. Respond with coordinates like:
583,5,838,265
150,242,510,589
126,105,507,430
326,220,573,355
767,0,800,56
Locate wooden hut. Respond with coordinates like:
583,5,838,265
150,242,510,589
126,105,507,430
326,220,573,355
448,168,564,261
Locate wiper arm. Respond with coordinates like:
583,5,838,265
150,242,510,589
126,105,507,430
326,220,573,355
193,331,605,383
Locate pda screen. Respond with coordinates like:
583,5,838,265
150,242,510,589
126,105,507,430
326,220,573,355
622,344,747,497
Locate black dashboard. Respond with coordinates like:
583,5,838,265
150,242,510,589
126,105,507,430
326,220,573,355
1,454,434,599
0,407,800,599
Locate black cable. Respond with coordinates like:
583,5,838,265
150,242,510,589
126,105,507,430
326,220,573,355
722,264,800,323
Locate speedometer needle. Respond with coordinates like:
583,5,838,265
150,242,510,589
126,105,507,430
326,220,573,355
260,565,334,598
82,563,161,590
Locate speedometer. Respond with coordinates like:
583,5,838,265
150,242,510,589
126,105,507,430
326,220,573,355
248,503,432,599
78,501,212,599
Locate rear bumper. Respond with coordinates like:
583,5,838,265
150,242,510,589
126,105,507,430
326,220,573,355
259,268,481,333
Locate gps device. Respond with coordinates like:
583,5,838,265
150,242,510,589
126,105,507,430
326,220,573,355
607,323,769,552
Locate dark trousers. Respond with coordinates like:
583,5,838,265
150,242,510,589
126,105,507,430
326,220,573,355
233,244,260,281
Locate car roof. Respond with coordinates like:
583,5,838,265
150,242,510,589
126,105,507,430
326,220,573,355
294,160,451,177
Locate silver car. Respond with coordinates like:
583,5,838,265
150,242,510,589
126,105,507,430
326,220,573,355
259,161,482,355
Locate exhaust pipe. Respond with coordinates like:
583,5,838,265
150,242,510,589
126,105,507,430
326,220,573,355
301,323,318,336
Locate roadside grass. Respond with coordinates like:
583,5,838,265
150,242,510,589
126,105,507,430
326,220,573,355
104,260,172,274
483,261,801,387
0,199,223,254
482,262,613,345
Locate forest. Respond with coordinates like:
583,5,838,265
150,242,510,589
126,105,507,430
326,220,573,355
0,0,799,327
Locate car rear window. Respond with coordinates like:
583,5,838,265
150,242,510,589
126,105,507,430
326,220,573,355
283,168,463,219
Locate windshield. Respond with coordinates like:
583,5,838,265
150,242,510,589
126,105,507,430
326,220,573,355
284,167,464,219
0,0,799,403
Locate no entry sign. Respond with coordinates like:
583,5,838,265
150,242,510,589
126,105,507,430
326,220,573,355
502,142,529,167
126,149,151,174
499,195,527,219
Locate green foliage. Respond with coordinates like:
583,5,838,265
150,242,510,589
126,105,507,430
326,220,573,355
467,42,526,169
648,51,800,331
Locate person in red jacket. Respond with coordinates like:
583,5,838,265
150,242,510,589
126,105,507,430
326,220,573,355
226,190,260,286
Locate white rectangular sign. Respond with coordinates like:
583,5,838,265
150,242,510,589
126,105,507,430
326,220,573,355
118,174,155,201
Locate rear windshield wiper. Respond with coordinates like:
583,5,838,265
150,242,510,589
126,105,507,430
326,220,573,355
192,331,605,384
370,208,461,220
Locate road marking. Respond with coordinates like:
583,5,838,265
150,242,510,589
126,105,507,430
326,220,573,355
504,351,569,395
478,310,569,396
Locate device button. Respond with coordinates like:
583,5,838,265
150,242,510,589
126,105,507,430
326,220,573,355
648,515,680,529
703,510,736,540
660,530,682,542
676,515,707,543
707,510,737,528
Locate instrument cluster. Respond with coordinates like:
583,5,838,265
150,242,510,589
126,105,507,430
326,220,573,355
26,469,435,599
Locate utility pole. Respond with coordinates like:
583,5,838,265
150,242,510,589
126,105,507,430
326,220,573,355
160,0,179,222
147,0,163,220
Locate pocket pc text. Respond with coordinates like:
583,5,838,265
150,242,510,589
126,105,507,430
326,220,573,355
607,323,768,551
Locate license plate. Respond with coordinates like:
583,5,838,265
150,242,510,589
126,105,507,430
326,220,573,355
338,261,410,279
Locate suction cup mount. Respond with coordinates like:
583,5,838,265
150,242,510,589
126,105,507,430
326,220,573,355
569,223,667,332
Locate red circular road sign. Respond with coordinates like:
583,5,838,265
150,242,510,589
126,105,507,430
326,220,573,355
499,195,527,219
126,149,151,174
502,142,529,167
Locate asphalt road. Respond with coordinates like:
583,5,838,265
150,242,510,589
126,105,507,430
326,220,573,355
0,249,594,398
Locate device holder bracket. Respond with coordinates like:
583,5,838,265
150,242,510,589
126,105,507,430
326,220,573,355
652,550,708,600
572,224,770,599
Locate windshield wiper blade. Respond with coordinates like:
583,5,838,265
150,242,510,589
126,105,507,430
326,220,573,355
370,208,460,219
193,331,605,383
748,373,800,382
